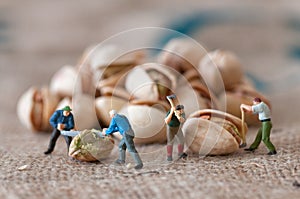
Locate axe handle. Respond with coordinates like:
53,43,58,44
167,97,175,108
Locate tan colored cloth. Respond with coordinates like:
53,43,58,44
1,1,300,198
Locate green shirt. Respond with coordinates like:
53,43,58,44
166,110,185,127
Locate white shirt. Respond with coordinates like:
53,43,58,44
252,102,271,121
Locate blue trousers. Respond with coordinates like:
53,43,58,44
119,132,138,153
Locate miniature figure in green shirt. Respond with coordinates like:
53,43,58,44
241,97,277,155
164,104,187,161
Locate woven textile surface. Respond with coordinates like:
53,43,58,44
0,1,300,198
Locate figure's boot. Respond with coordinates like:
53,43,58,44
167,145,173,161
178,144,187,159
130,152,143,170
114,149,126,165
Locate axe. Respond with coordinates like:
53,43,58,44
166,94,178,108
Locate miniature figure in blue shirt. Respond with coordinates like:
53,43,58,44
44,106,75,155
103,110,143,170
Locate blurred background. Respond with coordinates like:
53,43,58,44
1,0,300,125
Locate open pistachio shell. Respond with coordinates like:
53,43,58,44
198,50,244,95
50,64,96,98
176,74,219,117
182,109,247,155
17,86,60,132
117,100,168,144
98,86,132,101
49,65,78,98
95,96,127,126
78,44,144,91
218,86,271,125
69,129,114,162
125,63,176,101
83,44,143,71
72,94,99,130
175,84,210,117
56,97,72,110
158,38,206,72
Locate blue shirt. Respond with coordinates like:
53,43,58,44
49,110,75,130
252,102,271,121
105,114,133,136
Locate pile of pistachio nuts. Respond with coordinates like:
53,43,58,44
17,38,270,147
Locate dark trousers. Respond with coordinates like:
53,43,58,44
46,128,72,153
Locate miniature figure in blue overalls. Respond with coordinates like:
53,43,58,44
103,110,143,170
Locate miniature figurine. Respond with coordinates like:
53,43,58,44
44,106,75,155
103,110,143,170
240,97,277,155
165,94,187,161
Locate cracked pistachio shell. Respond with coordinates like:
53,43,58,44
218,85,271,126
49,65,77,98
17,86,60,132
198,50,244,95
179,68,204,86
175,84,210,117
182,109,247,155
72,94,99,130
78,45,143,89
98,86,132,101
69,129,114,162
125,63,176,101
50,64,95,97
158,38,206,72
95,96,127,127
56,97,72,110
176,78,219,116
117,100,169,144
81,44,144,71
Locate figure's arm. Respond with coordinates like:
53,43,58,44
175,111,185,123
105,118,117,135
240,104,253,113
164,107,175,125
49,111,59,129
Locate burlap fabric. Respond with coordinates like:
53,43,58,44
1,1,299,198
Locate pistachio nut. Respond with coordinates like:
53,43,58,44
182,109,248,155
69,129,114,162
72,94,99,130
50,64,96,98
176,78,219,116
17,86,60,132
56,97,72,110
49,65,77,98
95,96,127,127
158,38,206,73
125,63,177,101
218,85,271,125
198,50,244,95
117,99,169,144
79,44,144,89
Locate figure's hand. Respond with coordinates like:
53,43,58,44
171,107,176,113
102,128,107,136
240,104,251,113
57,123,65,131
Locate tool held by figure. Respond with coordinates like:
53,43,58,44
166,94,178,108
